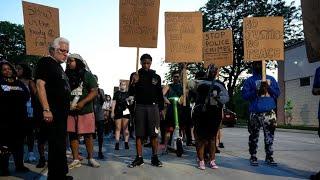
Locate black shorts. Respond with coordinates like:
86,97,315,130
134,104,160,137
114,113,130,120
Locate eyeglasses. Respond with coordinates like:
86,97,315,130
57,48,69,54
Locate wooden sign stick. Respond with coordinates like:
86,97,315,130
262,60,266,81
182,63,187,106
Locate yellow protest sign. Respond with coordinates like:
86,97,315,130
119,0,160,48
165,12,203,63
243,16,284,61
203,29,233,67
22,1,60,56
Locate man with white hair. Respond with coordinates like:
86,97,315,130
35,37,73,180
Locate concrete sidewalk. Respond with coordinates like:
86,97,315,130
1,127,319,180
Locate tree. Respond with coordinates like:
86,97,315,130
166,0,303,110
0,21,40,71
0,21,25,60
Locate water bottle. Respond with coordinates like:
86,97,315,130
71,95,80,110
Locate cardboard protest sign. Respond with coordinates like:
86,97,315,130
203,29,233,67
165,12,203,63
119,0,160,48
22,1,60,56
243,16,284,61
301,0,320,63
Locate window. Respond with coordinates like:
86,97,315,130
300,77,310,87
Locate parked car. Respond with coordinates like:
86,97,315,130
222,108,237,127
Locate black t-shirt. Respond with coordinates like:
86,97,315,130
0,78,30,120
35,56,71,111
113,90,129,114
0,78,30,140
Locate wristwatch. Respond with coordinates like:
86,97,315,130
43,108,50,112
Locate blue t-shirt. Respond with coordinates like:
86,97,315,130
313,67,320,119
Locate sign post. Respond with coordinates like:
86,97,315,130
243,16,284,80
203,29,233,67
22,1,60,56
165,11,203,105
119,0,160,71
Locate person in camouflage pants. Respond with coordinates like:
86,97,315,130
242,61,280,166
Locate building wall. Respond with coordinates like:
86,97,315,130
285,77,319,126
280,43,320,126
277,61,285,125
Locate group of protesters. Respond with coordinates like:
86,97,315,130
0,36,319,180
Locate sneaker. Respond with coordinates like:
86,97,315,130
151,155,163,167
28,152,37,162
115,142,120,150
68,160,81,169
215,148,220,153
128,156,144,168
88,158,100,168
209,160,219,169
250,156,258,166
125,142,129,149
218,142,224,148
98,152,105,160
265,156,277,166
198,160,205,170
36,157,46,168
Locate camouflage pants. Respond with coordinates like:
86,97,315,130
248,110,276,157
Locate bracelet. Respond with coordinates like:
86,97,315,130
43,108,50,112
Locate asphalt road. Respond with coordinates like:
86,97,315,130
1,127,319,180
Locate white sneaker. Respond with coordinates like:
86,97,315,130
28,152,36,162
68,160,81,169
88,158,100,168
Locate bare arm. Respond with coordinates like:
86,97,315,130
36,79,53,123
111,100,116,118
162,85,170,104
29,80,37,96
76,88,98,110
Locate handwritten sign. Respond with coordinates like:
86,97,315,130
243,17,284,61
301,0,320,63
165,12,203,63
22,1,60,56
119,0,160,48
203,30,233,67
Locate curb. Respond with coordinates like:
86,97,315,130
235,125,318,135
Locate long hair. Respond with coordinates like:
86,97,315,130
0,60,17,80
17,63,32,79
65,58,86,90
